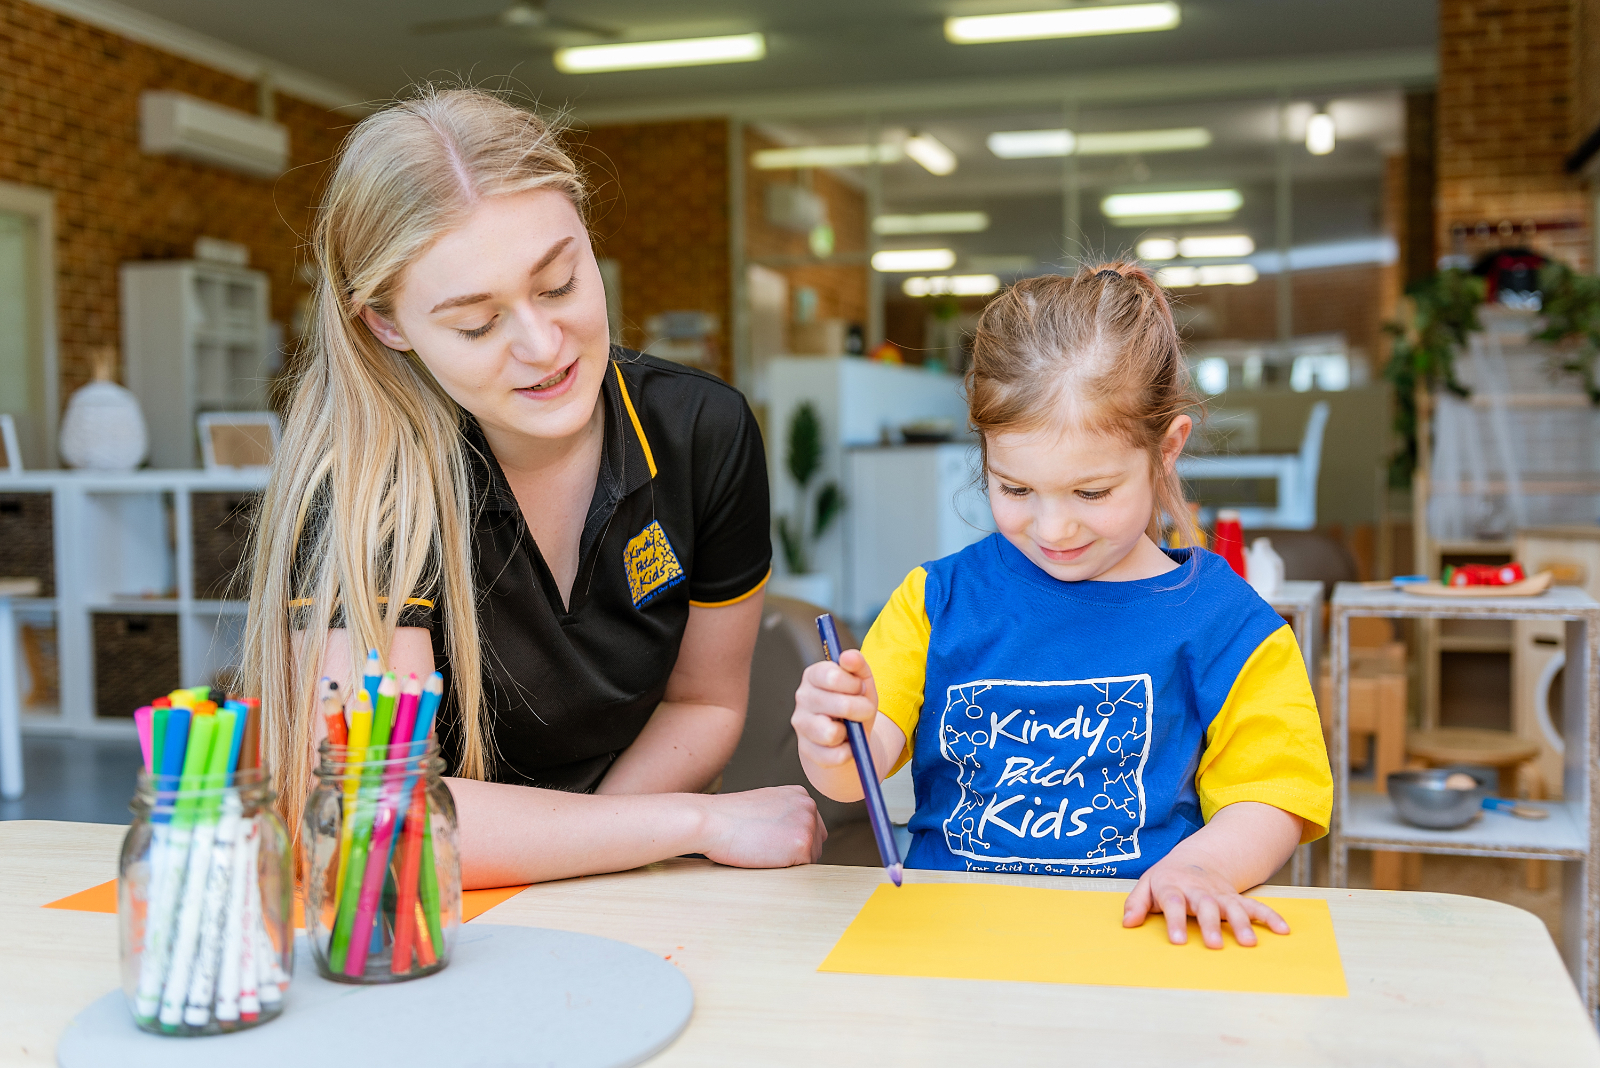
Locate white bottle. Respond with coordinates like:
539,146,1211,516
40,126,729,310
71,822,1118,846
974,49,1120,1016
1245,537,1285,598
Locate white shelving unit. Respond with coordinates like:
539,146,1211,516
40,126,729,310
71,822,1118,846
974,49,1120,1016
1329,583,1600,1015
2,469,268,738
121,260,273,469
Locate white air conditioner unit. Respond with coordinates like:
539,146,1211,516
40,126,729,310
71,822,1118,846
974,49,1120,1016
140,91,288,179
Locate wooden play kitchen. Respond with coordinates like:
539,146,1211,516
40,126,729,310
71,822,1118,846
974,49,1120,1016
1328,582,1600,1015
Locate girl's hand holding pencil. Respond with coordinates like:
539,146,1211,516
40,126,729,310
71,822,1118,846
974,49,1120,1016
792,651,907,802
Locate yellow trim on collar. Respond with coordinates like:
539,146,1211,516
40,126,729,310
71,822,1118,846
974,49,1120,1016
614,362,658,479
689,568,771,609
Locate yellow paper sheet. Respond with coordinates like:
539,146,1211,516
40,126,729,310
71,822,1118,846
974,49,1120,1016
819,883,1347,997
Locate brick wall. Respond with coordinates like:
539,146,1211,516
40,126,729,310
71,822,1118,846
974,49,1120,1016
743,128,869,348
0,0,350,400
572,120,733,380
1436,0,1592,269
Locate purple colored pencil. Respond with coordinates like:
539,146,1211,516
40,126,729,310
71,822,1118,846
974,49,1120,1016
816,613,903,887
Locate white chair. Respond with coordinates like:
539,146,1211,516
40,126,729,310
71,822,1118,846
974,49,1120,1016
1175,401,1330,530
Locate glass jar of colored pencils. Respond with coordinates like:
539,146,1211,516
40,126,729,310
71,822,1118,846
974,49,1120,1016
119,764,294,1036
302,737,460,983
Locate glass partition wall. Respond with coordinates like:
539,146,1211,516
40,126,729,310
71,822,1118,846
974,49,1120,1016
734,86,1403,532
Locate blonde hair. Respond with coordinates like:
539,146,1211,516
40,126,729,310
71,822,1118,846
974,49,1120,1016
966,262,1201,547
239,87,587,837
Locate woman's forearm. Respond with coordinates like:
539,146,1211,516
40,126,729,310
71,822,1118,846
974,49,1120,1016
449,777,708,886
448,777,824,887
596,700,743,795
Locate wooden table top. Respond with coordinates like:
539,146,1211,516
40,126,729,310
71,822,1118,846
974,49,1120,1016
4,820,1598,1066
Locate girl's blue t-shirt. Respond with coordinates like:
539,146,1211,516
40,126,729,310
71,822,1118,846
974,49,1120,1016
861,534,1331,878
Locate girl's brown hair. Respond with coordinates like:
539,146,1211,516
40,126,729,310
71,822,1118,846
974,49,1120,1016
965,261,1201,547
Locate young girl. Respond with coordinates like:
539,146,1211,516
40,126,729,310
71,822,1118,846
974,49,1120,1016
792,264,1332,949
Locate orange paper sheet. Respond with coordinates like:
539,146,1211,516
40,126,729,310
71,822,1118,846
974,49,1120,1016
819,883,1347,997
43,879,529,925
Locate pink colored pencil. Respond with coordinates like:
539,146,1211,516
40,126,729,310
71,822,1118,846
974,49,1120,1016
134,707,153,771
342,675,422,977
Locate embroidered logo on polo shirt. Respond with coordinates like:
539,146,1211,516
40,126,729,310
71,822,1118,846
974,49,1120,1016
624,520,685,608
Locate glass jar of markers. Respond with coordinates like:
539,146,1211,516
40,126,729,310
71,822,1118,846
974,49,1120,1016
302,737,460,983
119,763,294,1036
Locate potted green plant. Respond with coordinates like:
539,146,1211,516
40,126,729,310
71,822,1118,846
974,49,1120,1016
770,401,843,608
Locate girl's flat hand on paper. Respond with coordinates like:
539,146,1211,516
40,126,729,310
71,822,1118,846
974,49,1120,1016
1122,853,1288,949
1121,800,1302,949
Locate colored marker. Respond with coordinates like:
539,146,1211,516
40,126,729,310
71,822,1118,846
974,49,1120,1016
816,613,903,887
182,710,241,1026
159,714,227,1028
135,707,154,771
132,707,194,1021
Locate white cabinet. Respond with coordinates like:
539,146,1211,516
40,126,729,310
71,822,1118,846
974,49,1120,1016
4,469,267,737
843,444,993,623
765,356,973,622
122,260,272,468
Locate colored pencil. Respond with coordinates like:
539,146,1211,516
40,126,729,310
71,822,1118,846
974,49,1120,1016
345,674,422,975
328,674,396,972
361,649,381,713
332,690,372,916
815,613,903,887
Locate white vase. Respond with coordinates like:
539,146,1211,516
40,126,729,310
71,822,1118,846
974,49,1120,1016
59,381,148,470
768,572,834,611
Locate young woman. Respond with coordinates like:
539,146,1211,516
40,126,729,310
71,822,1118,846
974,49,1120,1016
242,88,823,887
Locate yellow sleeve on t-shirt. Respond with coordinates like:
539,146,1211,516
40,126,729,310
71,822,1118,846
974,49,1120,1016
859,567,931,777
1196,624,1333,843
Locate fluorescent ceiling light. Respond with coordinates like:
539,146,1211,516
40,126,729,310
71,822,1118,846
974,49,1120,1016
1079,127,1211,155
752,143,903,169
988,129,1075,159
873,248,957,272
555,33,765,74
1101,188,1242,219
1306,111,1336,155
1178,234,1255,258
1156,263,1258,287
904,133,957,175
903,274,1003,297
987,127,1209,159
947,3,1180,43
874,212,989,235
1137,238,1178,260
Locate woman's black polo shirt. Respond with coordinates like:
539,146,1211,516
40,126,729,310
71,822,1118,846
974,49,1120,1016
297,352,771,792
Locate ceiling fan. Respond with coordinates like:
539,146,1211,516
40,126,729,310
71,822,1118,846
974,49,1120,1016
410,1,618,42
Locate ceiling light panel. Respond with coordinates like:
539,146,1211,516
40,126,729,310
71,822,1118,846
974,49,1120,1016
1177,235,1255,258
1101,189,1242,219
752,143,903,169
873,249,957,272
1156,264,1258,287
874,212,990,235
1136,238,1178,261
946,3,1180,43
904,133,957,175
555,33,765,74
903,275,1003,297
987,127,1210,159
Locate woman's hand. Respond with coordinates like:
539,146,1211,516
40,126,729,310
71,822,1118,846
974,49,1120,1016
696,785,827,868
1121,800,1303,948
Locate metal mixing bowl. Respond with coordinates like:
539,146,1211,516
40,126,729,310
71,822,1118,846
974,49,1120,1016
1386,766,1495,829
